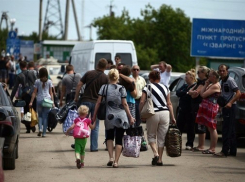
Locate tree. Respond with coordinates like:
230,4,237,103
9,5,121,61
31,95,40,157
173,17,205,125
0,28,8,52
93,4,197,71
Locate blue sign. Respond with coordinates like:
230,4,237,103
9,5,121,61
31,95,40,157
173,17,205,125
7,38,20,59
8,31,17,39
191,18,245,58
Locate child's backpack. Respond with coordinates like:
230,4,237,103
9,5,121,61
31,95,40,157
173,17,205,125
73,118,90,139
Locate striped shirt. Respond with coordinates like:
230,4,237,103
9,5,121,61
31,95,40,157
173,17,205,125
143,83,169,112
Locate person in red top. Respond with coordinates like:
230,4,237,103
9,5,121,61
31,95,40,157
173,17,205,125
66,105,96,169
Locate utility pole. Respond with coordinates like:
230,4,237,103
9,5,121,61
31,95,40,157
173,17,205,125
109,0,115,17
38,0,43,41
43,0,64,38
71,0,81,41
63,0,69,40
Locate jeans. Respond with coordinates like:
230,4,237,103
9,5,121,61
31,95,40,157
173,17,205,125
221,105,237,156
135,99,141,126
8,73,15,89
37,100,50,136
80,102,99,151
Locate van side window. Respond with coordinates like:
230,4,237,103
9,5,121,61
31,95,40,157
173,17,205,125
95,53,111,69
116,53,132,66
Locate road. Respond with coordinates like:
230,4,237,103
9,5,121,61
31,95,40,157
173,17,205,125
4,120,245,182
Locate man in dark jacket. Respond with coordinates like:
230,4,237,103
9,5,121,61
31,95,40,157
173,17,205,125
11,61,37,133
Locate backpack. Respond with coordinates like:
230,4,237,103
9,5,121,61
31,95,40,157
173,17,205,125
20,71,35,98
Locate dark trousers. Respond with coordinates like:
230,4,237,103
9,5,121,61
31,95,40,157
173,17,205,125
221,105,237,156
8,73,15,89
23,94,36,132
135,99,141,126
177,108,195,147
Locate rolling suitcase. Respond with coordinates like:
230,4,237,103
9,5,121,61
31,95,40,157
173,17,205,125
47,108,59,132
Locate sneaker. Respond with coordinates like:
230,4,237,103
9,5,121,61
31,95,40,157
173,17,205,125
185,146,192,150
76,159,81,169
37,131,41,137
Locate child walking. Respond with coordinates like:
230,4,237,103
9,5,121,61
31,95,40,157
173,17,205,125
66,105,96,169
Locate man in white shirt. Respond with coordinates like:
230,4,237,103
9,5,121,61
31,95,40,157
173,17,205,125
132,65,146,126
150,61,172,86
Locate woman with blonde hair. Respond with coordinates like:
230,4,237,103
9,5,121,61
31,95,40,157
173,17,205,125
93,68,135,168
195,70,221,154
176,69,197,150
188,66,210,151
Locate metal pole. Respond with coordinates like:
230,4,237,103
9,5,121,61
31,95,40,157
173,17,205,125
64,0,70,40
81,0,84,40
71,0,81,41
195,57,200,74
39,0,43,41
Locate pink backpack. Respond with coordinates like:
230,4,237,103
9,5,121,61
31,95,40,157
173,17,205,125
73,118,90,139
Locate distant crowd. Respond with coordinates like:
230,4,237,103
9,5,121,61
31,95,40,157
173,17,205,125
0,52,240,168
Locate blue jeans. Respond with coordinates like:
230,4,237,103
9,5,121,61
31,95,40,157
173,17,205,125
37,100,50,136
80,102,99,151
221,105,237,156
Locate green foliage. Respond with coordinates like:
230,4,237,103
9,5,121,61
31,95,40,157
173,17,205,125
93,4,196,72
0,28,8,52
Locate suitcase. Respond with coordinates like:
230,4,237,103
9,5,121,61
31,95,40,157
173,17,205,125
47,108,59,132
165,124,182,157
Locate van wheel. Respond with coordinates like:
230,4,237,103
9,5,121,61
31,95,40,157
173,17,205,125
3,146,16,170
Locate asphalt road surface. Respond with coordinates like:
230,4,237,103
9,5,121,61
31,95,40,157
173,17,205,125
4,120,245,182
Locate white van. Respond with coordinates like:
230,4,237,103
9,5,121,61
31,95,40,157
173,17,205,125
70,40,138,75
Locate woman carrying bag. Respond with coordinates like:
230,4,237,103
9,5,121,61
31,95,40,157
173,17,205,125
29,67,54,137
92,69,135,168
139,70,176,166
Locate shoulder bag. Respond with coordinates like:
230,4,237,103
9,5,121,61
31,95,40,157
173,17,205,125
140,84,155,119
97,84,108,120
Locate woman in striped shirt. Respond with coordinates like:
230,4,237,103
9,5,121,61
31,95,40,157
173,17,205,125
139,70,176,166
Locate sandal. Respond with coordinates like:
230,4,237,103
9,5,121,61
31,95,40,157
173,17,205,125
213,152,227,158
152,156,159,166
107,158,114,166
76,159,81,169
202,149,215,154
192,147,205,152
113,162,118,168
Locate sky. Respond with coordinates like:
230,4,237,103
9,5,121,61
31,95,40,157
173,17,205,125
1,0,245,41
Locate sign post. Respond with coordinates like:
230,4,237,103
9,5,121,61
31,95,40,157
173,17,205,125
6,30,20,59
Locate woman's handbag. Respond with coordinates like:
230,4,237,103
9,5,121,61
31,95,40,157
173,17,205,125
42,98,54,108
140,84,155,119
30,108,38,127
165,124,182,157
217,96,227,107
122,126,142,158
21,112,31,125
97,84,108,120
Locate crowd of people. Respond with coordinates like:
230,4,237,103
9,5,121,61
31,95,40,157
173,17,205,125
0,52,241,169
